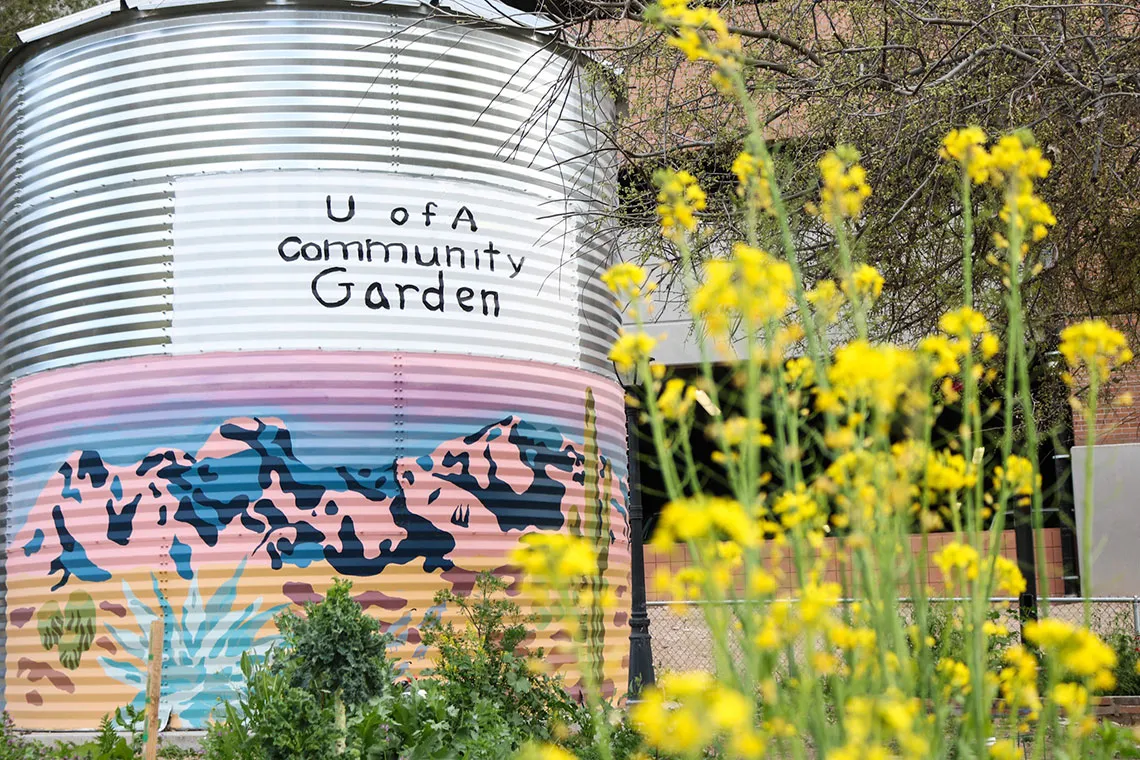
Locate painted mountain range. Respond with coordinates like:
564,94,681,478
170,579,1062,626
12,414,628,592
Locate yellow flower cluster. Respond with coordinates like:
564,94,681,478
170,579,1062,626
1052,682,1093,733
600,262,652,300
941,128,1057,246
1059,318,1133,385
631,672,762,758
510,533,597,586
933,541,979,583
1023,619,1117,691
827,692,928,760
651,0,743,70
516,743,580,760
608,330,657,374
919,308,1000,398
772,484,821,530
922,449,975,493
807,279,846,324
652,495,758,549
992,556,1027,596
784,356,815,386
691,244,794,337
654,168,706,242
937,658,972,697
820,340,921,415
841,263,885,304
731,150,774,213
657,377,698,420
816,145,872,223
940,127,990,184
992,454,1039,506
999,645,1042,724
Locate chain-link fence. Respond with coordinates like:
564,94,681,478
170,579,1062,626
647,597,1140,673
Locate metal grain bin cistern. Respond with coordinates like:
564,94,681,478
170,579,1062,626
0,0,627,729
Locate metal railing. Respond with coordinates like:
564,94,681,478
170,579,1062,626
646,597,1140,673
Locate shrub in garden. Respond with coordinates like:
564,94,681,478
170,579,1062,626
273,579,395,753
420,571,577,741
510,1,1140,759
1101,618,1140,697
203,652,337,760
203,579,391,759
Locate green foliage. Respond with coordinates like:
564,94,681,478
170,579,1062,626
0,709,200,760
553,703,648,760
272,579,394,709
420,571,576,740
1100,618,1140,697
926,602,1017,673
203,651,337,760
351,679,517,760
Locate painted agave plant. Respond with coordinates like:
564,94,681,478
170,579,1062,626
98,560,284,728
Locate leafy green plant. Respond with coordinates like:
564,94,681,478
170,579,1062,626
0,709,201,760
203,651,336,760
420,571,576,741
350,679,516,760
1100,617,1140,696
925,602,1017,674
272,579,394,753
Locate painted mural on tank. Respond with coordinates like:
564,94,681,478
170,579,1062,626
3,352,630,730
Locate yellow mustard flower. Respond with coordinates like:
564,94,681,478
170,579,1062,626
989,739,1019,760
784,356,815,386
1051,681,1089,716
652,0,742,69
632,673,755,756
933,541,980,582
940,126,992,184
992,556,1027,596
515,743,580,760
600,261,651,299
807,279,846,324
772,484,819,529
845,263,885,301
939,306,989,338
919,334,965,378
798,578,842,627
608,330,657,374
817,145,872,223
657,377,697,420
653,168,706,242
732,150,774,212
510,533,596,585
827,340,921,414
922,449,974,493
1024,619,1117,689
1059,319,1133,385
653,495,758,549
993,454,1039,505
937,658,972,695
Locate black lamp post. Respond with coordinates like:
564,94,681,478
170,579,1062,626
617,365,655,697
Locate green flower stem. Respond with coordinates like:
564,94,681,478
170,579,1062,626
1081,372,1098,625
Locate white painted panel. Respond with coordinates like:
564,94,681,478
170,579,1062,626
172,171,581,366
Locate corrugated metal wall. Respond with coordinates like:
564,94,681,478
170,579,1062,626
6,352,629,729
0,5,620,378
0,3,626,729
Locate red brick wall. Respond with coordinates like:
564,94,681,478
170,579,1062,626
645,528,1066,600
1072,359,1140,446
